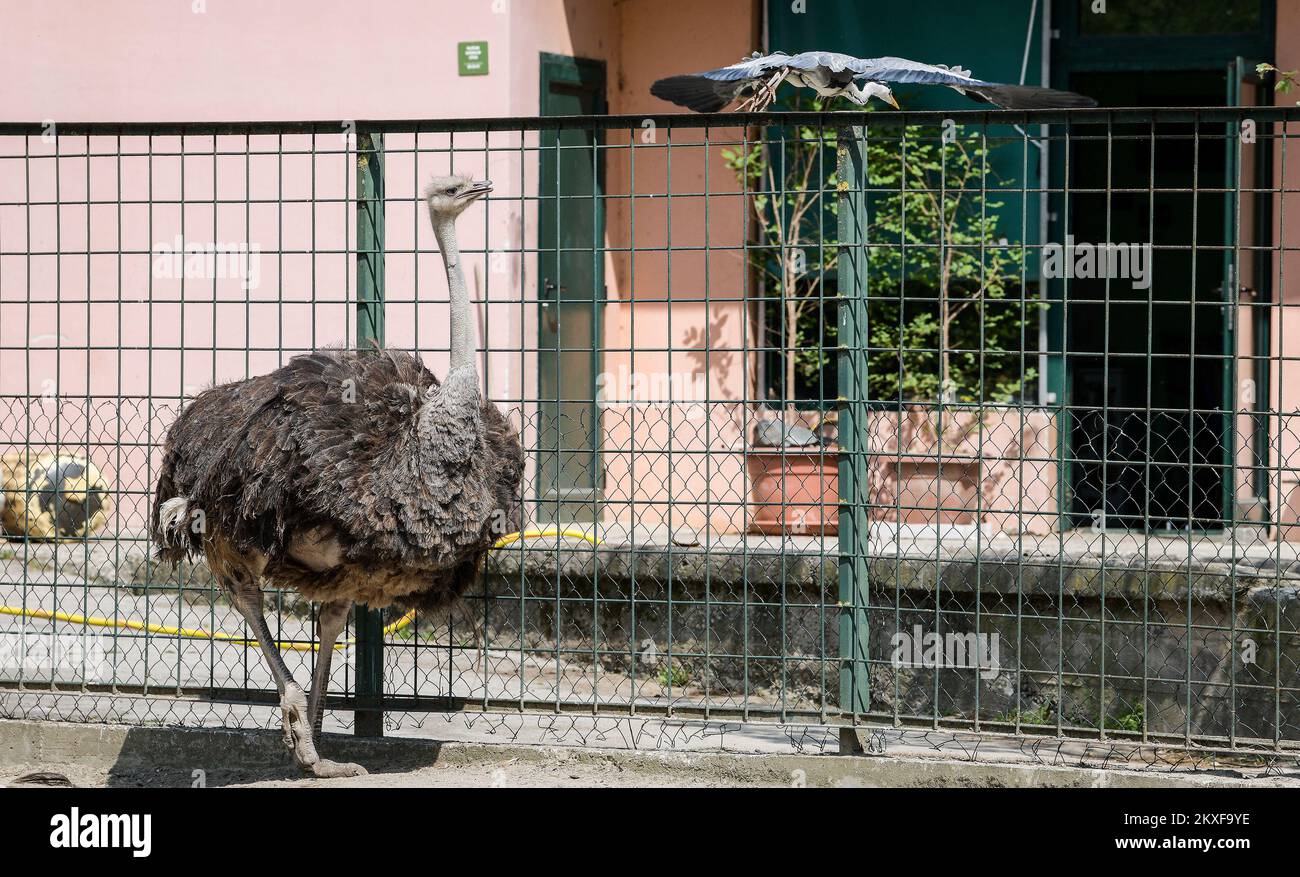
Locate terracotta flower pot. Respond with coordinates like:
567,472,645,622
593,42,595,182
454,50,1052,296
889,458,979,525
745,447,839,536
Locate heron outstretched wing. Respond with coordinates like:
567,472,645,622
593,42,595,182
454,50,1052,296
689,51,867,83
848,55,1097,109
846,56,997,88
651,51,1096,112
649,52,796,111
691,52,794,81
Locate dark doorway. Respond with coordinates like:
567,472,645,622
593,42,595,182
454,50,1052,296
1061,70,1230,531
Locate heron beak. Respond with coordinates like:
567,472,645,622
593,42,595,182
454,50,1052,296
882,92,900,110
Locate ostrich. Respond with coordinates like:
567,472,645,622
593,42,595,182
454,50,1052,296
151,175,524,777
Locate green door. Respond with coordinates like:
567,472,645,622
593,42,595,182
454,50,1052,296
537,54,605,523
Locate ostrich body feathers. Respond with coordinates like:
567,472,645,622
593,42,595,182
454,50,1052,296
151,347,523,613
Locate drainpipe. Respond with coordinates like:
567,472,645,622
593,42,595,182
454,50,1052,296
1038,0,1052,408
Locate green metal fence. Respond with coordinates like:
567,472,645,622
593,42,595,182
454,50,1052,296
0,107,1298,765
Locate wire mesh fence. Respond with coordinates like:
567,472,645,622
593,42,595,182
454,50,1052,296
0,107,1298,763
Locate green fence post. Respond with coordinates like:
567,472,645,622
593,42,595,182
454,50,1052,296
353,130,386,737
837,125,871,750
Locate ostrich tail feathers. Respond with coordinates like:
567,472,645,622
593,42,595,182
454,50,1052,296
153,495,201,562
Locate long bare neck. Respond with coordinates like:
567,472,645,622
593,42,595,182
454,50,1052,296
421,211,480,438
432,213,475,374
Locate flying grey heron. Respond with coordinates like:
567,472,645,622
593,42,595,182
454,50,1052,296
651,50,1096,112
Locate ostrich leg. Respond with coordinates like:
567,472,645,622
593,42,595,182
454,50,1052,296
226,578,365,778
304,602,366,774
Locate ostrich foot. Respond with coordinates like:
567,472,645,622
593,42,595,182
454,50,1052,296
281,685,368,778
279,686,322,770
308,758,368,779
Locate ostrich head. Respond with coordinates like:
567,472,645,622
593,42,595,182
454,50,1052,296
424,174,492,221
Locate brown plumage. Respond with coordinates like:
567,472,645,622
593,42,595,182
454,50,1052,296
150,174,520,777
151,347,522,609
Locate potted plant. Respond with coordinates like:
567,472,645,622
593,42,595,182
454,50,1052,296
863,126,1037,527
726,111,1039,534
744,413,840,535
723,104,842,536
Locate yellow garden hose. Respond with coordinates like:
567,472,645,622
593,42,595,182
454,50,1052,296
0,528,600,653
377,528,599,641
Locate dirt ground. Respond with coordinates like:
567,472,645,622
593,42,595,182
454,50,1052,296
1,756,781,788
0,737,807,788
4,717,1299,789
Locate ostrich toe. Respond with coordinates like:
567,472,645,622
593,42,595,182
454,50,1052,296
308,759,368,779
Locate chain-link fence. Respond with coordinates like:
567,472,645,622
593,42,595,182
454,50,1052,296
1,107,1298,765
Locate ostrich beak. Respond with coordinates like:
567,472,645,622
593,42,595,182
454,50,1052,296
464,179,493,200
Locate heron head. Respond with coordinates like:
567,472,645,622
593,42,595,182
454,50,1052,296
864,82,900,110
424,174,493,220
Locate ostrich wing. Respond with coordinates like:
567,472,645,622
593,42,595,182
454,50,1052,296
846,56,1097,109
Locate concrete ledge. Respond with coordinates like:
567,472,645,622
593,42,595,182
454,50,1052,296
17,527,1300,599
2,718,1294,788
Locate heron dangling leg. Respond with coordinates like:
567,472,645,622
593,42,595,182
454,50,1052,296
753,70,785,111
305,600,367,778
736,88,761,112
739,68,788,111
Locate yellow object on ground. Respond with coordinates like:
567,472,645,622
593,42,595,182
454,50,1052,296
0,527,600,651
379,528,599,638
1,450,112,540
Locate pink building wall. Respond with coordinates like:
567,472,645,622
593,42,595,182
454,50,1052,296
0,0,761,535
1270,0,1300,533
600,1,759,534
6,1,1295,540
